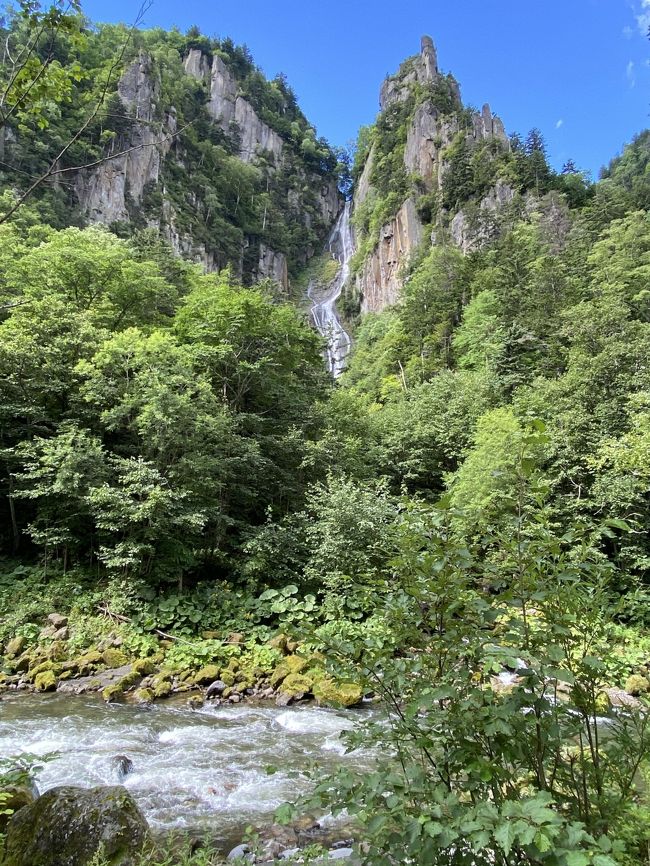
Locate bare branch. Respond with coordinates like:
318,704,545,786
0,0,157,224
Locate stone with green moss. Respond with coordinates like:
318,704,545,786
625,674,650,696
34,670,57,692
270,655,308,688
5,635,26,658
133,687,154,705
0,784,36,832
131,658,155,676
313,678,362,708
219,669,235,687
2,784,149,866
280,673,314,696
102,648,129,668
193,664,221,685
152,673,173,698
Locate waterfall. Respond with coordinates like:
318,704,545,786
308,200,354,377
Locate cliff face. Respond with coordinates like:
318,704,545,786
358,197,423,314
76,54,175,226
67,39,342,292
352,36,514,313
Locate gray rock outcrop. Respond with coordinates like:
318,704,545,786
76,53,175,225
184,51,283,165
380,35,440,110
1,785,150,866
357,197,423,314
353,38,513,312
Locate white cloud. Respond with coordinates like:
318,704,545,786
627,60,637,86
555,119,564,129
623,24,635,38
637,0,650,35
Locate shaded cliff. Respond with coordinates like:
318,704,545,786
1,28,343,291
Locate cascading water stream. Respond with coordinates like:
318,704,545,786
0,693,374,847
308,201,354,377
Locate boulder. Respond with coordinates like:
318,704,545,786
0,784,36,832
193,664,221,686
2,785,149,866
57,664,134,695
205,679,228,698
47,613,68,629
110,756,134,781
4,636,26,658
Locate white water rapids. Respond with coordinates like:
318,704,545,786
0,694,372,846
308,201,354,377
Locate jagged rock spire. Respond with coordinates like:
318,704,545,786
420,35,438,78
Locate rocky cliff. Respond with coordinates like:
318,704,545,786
351,36,514,313
7,31,343,293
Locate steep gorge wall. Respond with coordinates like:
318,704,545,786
72,44,341,291
353,36,514,313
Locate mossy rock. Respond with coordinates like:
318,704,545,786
133,688,154,705
279,673,314,696
34,670,57,692
313,678,362,708
102,682,125,703
75,650,104,675
625,674,650,696
2,784,149,866
219,669,235,687
101,671,141,703
227,658,240,673
268,633,289,654
270,655,308,688
0,784,36,832
151,673,173,699
5,635,26,658
193,664,221,686
102,648,129,668
131,658,155,677
45,641,66,661
28,660,56,681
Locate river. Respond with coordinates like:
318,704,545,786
0,693,371,848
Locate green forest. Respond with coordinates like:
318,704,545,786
1,3,650,866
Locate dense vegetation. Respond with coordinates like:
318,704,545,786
2,4,650,866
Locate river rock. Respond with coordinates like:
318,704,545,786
0,784,36,832
227,843,254,862
205,679,228,698
110,755,134,781
57,664,135,695
2,785,150,866
4,635,26,658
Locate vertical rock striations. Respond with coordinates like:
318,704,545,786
69,40,342,293
352,37,514,313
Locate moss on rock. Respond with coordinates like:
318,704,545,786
34,670,57,692
313,678,362,708
5,636,26,658
625,674,650,696
193,664,221,685
270,655,308,688
279,672,313,696
2,784,149,866
102,648,129,668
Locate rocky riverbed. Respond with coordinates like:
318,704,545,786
0,691,373,859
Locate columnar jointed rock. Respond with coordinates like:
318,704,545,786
380,35,440,110
76,53,175,225
357,198,423,314
2,785,150,866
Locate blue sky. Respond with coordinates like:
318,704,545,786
82,0,650,178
